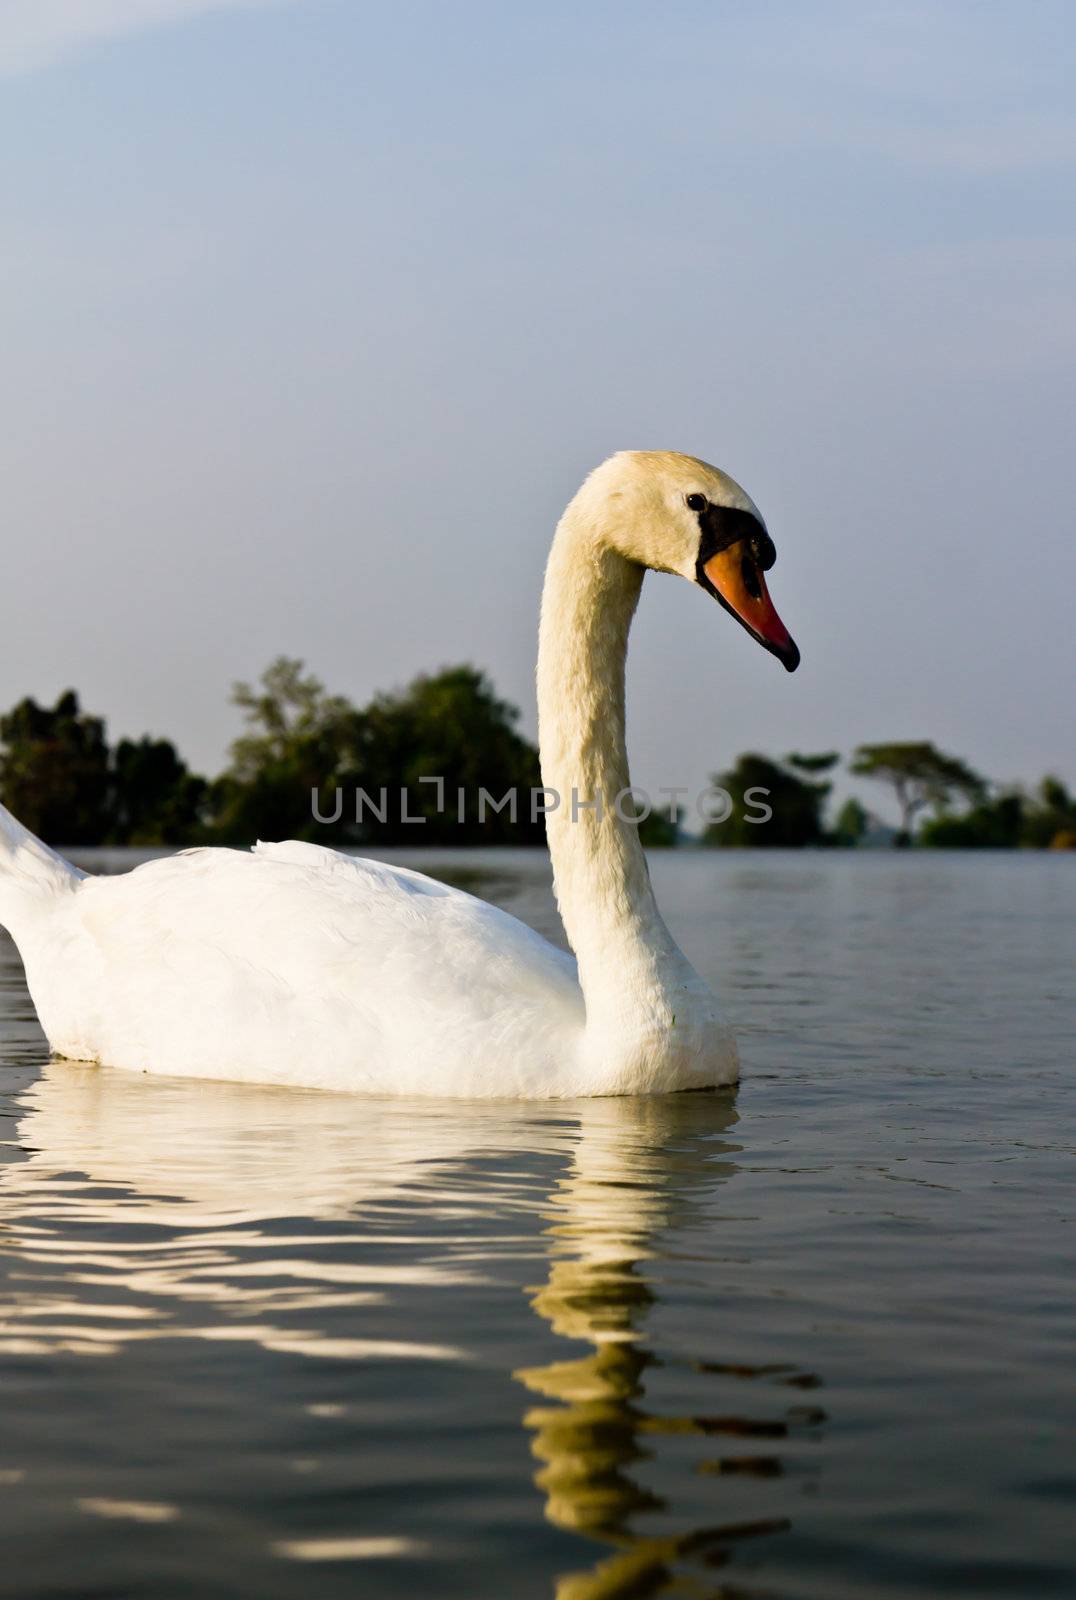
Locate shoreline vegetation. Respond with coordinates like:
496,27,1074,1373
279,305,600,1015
2,658,1073,852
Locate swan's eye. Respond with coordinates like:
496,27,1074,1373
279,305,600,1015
685,493,707,513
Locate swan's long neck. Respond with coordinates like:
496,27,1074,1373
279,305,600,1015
537,508,701,1051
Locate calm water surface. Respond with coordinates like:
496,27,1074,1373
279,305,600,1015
1,850,1073,1599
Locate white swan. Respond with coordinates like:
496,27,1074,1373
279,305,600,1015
0,451,798,1097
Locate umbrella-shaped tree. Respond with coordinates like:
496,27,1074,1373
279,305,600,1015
850,741,985,845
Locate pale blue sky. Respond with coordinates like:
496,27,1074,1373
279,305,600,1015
2,1,1074,822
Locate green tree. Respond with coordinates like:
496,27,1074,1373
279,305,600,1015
786,751,840,777
637,804,683,848
920,777,1076,849
207,659,546,847
832,796,869,847
0,691,111,846
1018,776,1076,849
347,665,544,844
109,737,207,845
209,657,359,844
850,741,984,845
703,752,831,847
919,791,1024,848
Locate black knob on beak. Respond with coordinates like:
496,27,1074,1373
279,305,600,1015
752,529,776,571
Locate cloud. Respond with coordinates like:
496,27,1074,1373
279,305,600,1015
0,0,296,77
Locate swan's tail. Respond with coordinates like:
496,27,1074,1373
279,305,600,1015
0,801,83,939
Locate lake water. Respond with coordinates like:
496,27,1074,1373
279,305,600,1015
1,849,1073,1600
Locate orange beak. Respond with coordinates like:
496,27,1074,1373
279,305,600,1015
702,546,800,672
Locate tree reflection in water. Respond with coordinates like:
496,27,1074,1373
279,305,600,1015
515,1096,823,1600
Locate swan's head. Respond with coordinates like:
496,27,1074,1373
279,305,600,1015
579,450,800,672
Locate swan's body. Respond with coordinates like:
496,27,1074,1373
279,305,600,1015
0,451,798,1097
0,837,588,1095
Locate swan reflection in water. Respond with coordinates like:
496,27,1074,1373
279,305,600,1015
1,1063,529,1363
1,1066,822,1595
514,1095,824,1600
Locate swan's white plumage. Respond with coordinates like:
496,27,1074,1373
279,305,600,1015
0,451,771,1097
10,836,586,1097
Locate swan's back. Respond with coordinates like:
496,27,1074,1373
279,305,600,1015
21,841,585,1097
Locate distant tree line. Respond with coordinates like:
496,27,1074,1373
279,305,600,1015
0,662,547,848
706,743,1076,849
1,664,1073,850
0,692,208,848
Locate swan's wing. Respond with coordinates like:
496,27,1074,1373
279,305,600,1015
53,842,583,1094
